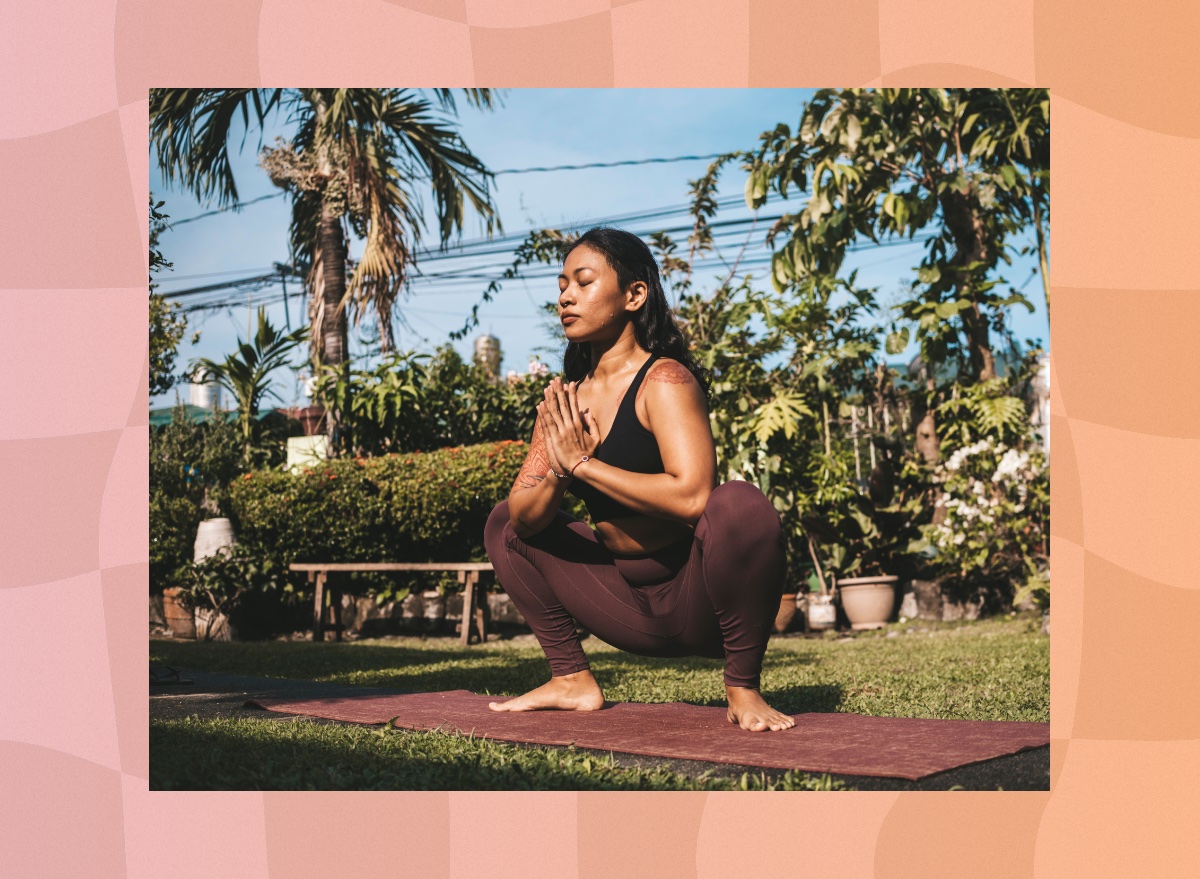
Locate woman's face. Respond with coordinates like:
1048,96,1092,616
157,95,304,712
557,244,645,342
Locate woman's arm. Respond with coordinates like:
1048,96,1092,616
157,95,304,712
506,412,572,539
567,361,717,527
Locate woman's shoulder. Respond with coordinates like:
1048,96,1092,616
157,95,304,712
645,355,697,388
635,356,700,413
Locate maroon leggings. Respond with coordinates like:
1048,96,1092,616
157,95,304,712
483,480,787,689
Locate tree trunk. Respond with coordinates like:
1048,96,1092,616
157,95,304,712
309,91,350,455
318,200,349,453
961,302,997,382
318,202,349,369
1032,179,1050,322
915,409,940,465
940,189,997,384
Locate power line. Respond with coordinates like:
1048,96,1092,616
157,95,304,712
167,193,285,227
164,152,740,226
154,192,786,297
491,152,729,175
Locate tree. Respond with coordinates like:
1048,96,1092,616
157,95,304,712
188,307,307,465
149,88,505,441
148,194,191,397
735,87,1048,460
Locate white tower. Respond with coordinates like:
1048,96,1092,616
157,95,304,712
189,379,223,410
473,333,502,384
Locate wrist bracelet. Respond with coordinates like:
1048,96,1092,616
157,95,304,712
568,455,590,477
550,466,569,479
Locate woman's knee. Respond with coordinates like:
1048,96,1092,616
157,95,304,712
484,499,514,553
700,481,781,541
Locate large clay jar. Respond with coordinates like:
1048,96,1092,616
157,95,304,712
194,518,236,563
837,575,899,630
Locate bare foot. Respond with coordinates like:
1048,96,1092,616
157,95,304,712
726,685,796,732
488,669,605,712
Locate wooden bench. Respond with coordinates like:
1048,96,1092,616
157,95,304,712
289,562,495,646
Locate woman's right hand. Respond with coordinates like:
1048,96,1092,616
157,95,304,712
535,402,569,478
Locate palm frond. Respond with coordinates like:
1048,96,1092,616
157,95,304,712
430,88,507,113
372,94,503,245
149,89,284,207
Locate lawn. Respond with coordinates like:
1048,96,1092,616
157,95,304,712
150,614,1048,790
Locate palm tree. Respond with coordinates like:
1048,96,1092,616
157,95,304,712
150,88,505,439
188,307,308,464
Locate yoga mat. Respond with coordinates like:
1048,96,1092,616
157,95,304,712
246,690,1049,781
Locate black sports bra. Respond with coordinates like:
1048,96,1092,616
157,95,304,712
566,353,664,523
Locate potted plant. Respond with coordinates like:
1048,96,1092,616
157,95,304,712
175,543,288,641
801,469,927,630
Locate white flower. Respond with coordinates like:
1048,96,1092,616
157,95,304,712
953,532,966,545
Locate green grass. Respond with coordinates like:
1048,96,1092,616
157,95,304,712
152,716,849,790
151,614,1047,790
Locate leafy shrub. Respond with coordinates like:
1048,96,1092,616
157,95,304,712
150,402,244,590
224,439,589,601
315,344,549,459
175,544,293,640
921,434,1049,608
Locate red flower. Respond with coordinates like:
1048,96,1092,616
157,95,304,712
243,473,252,481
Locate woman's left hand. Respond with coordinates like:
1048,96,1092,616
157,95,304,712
538,376,600,475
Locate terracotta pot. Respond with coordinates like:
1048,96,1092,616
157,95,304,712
837,575,899,630
162,587,196,639
773,594,799,634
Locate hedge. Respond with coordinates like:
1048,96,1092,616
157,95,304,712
225,440,592,593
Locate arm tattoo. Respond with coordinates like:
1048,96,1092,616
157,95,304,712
635,359,695,406
515,416,550,490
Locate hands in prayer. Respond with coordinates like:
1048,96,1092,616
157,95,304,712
537,376,600,478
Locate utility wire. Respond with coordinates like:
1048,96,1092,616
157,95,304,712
164,152,740,226
155,192,790,297
167,193,285,227
491,153,729,175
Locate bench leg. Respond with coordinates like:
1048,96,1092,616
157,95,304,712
460,571,475,648
312,571,326,642
330,578,342,642
474,572,490,645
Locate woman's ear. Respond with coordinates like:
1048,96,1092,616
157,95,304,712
626,281,648,312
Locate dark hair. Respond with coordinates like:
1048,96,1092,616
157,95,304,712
561,226,711,406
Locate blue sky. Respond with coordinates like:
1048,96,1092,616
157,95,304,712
150,88,1049,411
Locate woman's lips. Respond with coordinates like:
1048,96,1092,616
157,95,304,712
561,316,579,325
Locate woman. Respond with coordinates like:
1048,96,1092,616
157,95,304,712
483,227,794,732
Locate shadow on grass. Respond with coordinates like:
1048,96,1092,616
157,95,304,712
150,715,730,791
152,636,841,710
